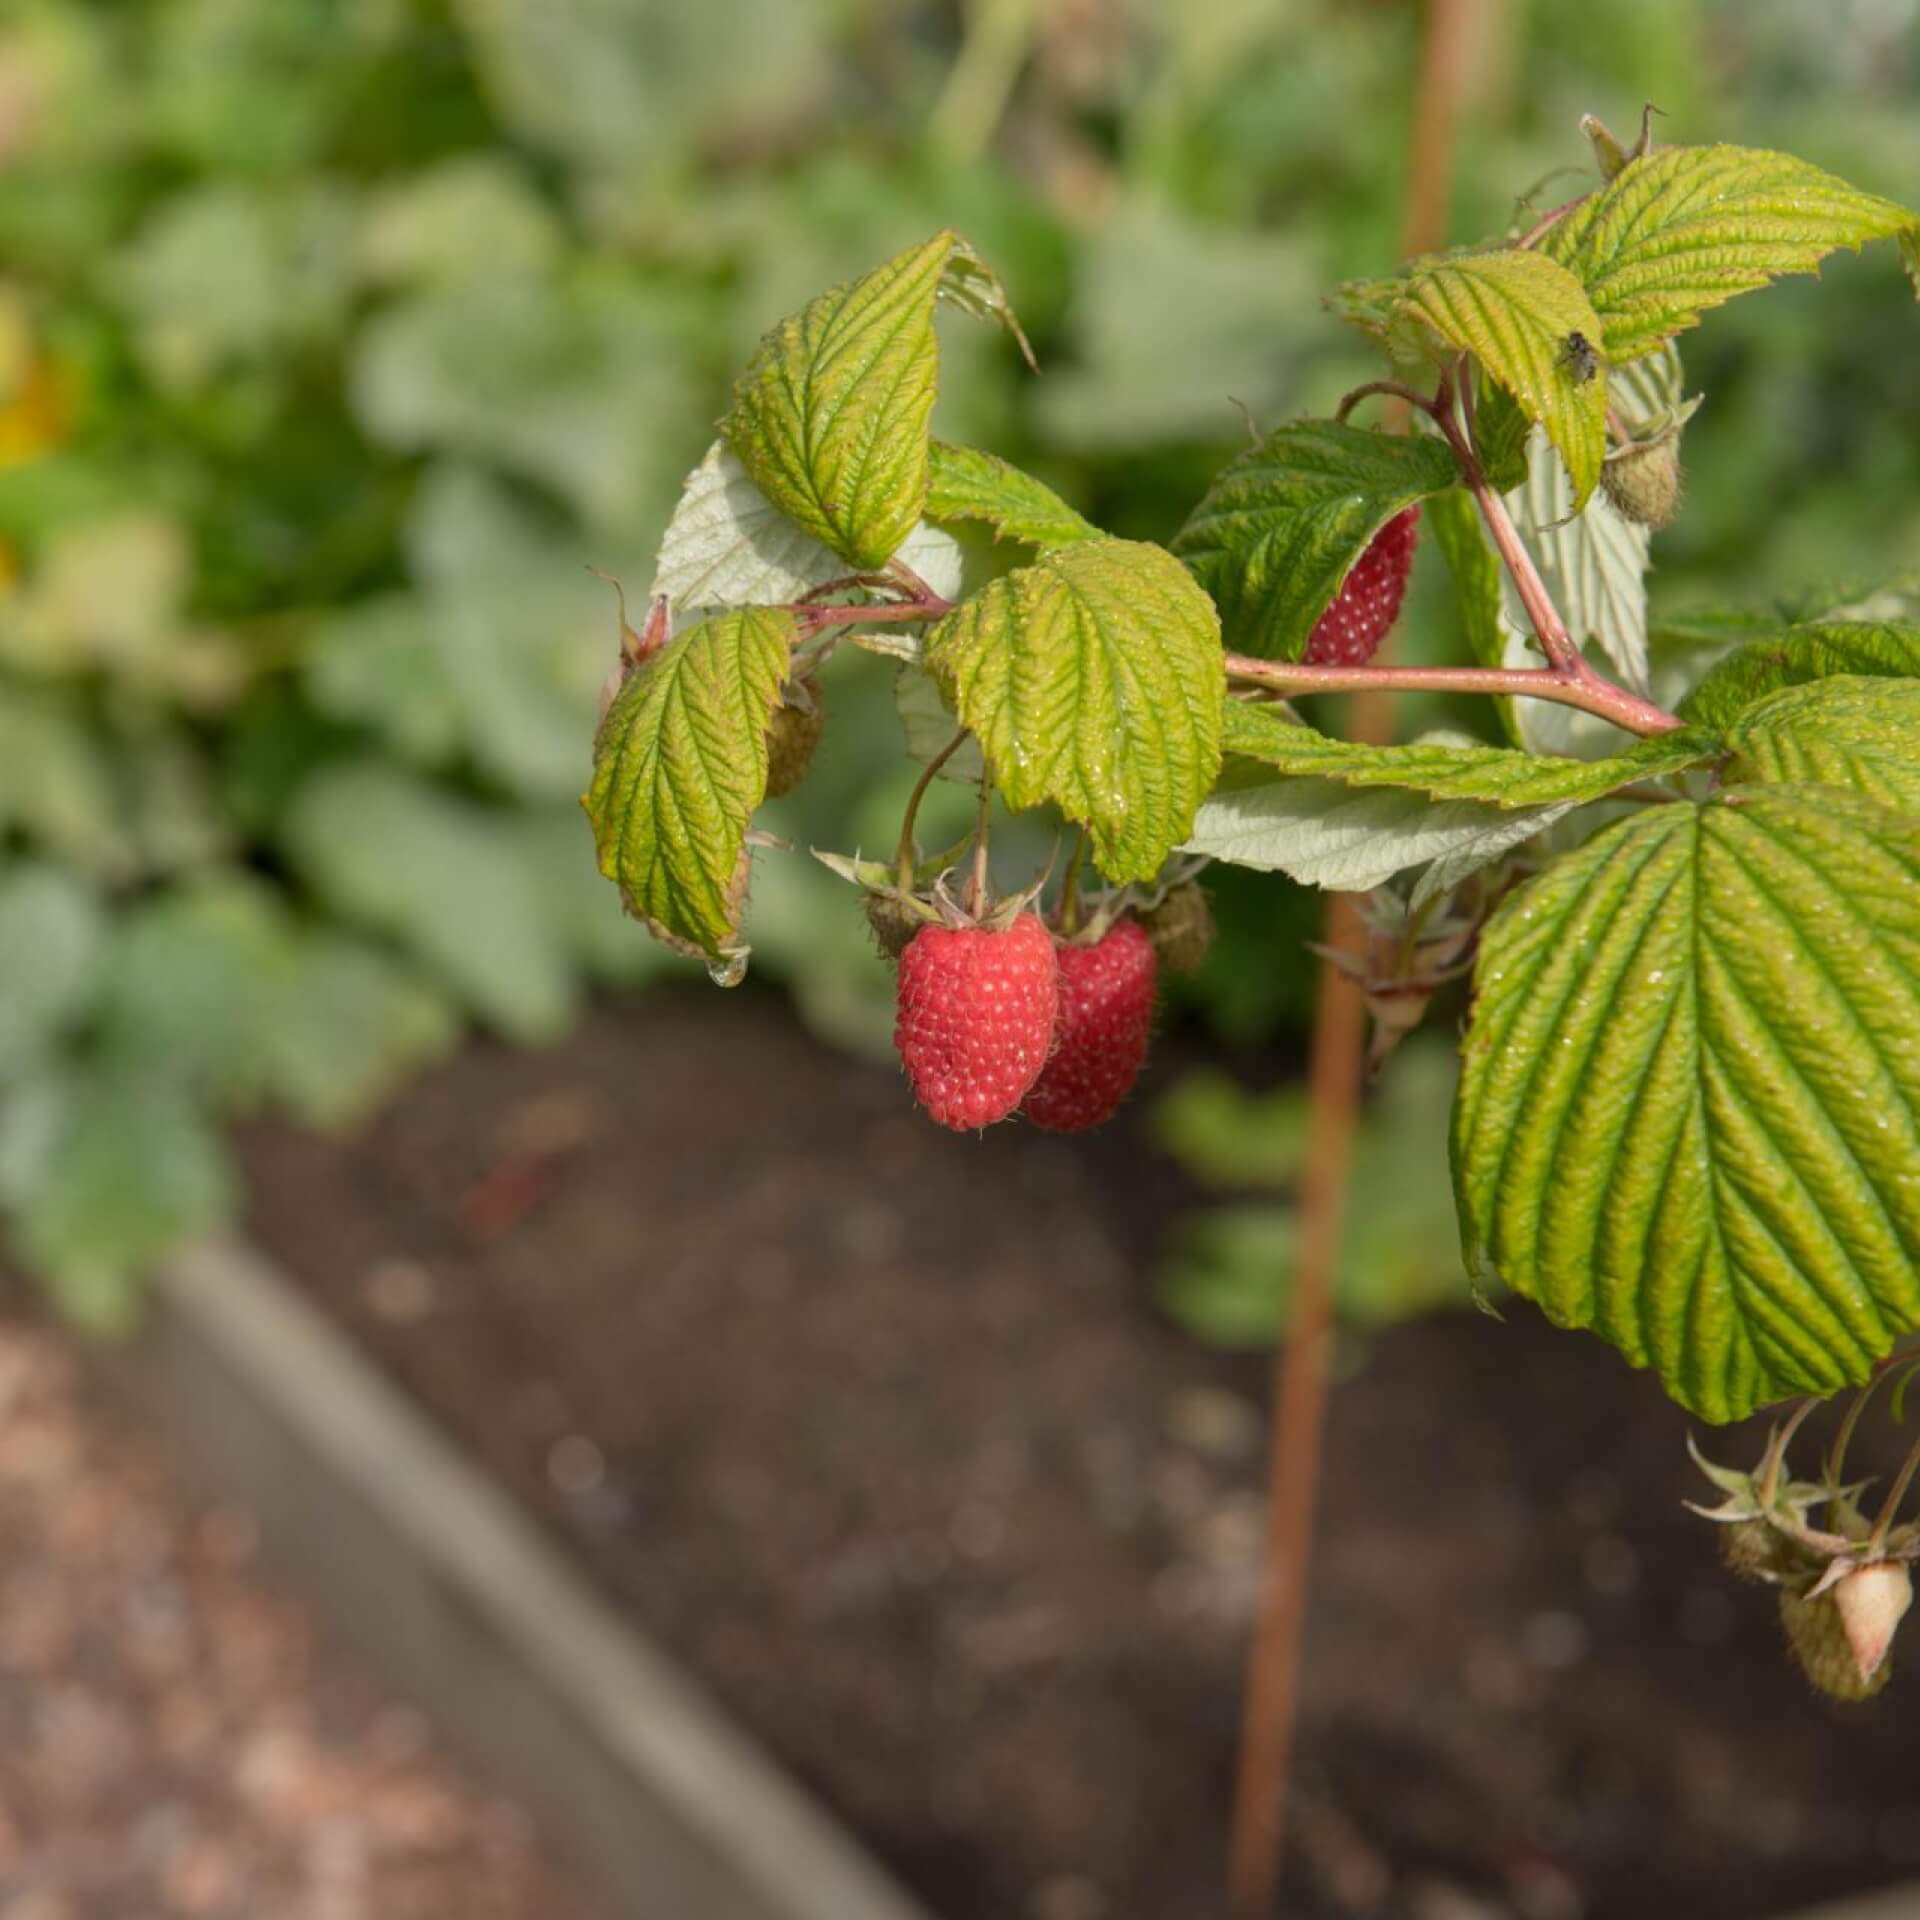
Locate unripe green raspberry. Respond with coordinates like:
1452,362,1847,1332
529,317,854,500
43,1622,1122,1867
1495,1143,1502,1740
766,686,826,797
1779,1586,1893,1701
1142,881,1215,974
864,890,923,959
1720,1517,1800,1585
1601,435,1682,530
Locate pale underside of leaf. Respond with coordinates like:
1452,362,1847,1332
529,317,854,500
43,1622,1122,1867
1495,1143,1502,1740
1452,787,1920,1422
1170,420,1460,660
1398,249,1608,508
1222,700,1715,808
584,607,792,963
925,538,1223,883
651,438,964,615
1725,675,1920,810
1544,144,1920,363
1184,760,1574,897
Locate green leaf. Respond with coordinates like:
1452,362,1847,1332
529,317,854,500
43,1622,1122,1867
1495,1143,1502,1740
13,1067,236,1332
584,606,794,965
1470,380,1532,493
925,441,1097,549
1541,144,1920,363
1724,676,1920,811
722,230,1020,569
1222,701,1716,807
1184,761,1574,897
924,539,1223,883
100,878,293,1099
1425,487,1507,668
1170,421,1459,661
283,762,576,1041
264,935,459,1132
1452,787,1920,1422
1678,622,1920,728
0,686,129,877
0,865,106,1076
1397,249,1609,507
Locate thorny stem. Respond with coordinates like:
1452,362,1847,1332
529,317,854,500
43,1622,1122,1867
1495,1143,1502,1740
896,731,969,892
793,596,953,641
1223,654,1682,737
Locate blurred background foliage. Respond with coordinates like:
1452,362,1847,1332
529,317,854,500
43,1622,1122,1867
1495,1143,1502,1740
0,0,1914,1320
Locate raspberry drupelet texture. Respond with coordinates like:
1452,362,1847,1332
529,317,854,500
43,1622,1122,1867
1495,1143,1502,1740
1021,918,1158,1134
894,913,1060,1130
1302,504,1421,667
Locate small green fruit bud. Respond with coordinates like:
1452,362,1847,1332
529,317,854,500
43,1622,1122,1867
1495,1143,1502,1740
864,890,922,959
1720,1516,1796,1584
1142,882,1215,974
1601,435,1683,530
765,685,826,797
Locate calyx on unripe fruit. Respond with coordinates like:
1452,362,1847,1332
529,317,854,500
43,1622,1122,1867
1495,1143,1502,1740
765,682,826,797
1142,880,1215,975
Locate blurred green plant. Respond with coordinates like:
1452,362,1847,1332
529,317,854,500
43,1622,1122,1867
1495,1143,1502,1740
1152,1035,1473,1346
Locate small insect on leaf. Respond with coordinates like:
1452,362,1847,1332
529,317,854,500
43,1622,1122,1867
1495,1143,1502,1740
1560,329,1602,385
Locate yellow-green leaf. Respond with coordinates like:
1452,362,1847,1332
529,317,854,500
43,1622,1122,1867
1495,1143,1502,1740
583,607,793,966
1678,621,1920,728
924,539,1223,882
925,441,1098,549
1724,675,1920,811
1223,700,1717,807
722,232,1020,569
1398,249,1609,508
1453,787,1920,1422
1543,144,1920,363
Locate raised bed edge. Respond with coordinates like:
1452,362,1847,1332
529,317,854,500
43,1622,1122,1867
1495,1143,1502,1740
116,1235,935,1920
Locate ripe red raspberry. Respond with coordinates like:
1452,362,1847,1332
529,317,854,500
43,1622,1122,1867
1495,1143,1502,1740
1021,918,1157,1134
1303,504,1420,666
895,913,1059,1130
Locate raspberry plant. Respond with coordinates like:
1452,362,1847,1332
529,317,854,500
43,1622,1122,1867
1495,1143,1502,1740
586,121,1920,1665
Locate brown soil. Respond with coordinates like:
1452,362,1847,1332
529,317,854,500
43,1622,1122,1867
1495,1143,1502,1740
238,989,1920,1920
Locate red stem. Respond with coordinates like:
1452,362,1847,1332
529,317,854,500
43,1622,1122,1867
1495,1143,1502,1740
1223,654,1683,737
793,596,953,640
